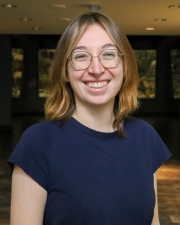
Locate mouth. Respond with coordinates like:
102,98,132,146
84,80,110,88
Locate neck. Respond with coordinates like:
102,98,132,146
72,101,115,133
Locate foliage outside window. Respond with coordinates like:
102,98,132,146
12,49,24,98
133,50,156,98
171,50,180,98
38,49,56,98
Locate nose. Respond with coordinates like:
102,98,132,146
88,56,105,77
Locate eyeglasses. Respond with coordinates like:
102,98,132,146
69,49,123,71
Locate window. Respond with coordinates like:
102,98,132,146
133,50,156,98
12,48,24,98
38,49,55,98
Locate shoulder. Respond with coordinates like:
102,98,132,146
124,117,156,133
8,121,58,190
124,117,171,172
11,121,60,163
20,120,60,144
22,120,60,135
124,117,161,142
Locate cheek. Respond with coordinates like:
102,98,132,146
68,72,80,86
115,66,124,82
67,64,85,84
66,69,83,94
114,79,123,95
67,64,75,83
113,69,124,93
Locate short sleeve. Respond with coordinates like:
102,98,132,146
7,122,51,191
150,127,172,173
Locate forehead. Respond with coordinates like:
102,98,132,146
76,24,114,48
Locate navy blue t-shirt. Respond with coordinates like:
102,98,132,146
7,117,171,225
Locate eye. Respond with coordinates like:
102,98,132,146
101,50,117,59
105,52,114,56
72,52,89,61
75,54,86,59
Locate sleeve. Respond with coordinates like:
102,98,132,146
7,123,51,191
150,127,172,173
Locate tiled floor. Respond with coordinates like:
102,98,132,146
0,115,180,224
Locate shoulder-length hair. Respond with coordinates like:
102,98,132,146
45,12,139,137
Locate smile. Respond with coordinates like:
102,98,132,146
85,81,109,88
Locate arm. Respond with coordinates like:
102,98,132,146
151,172,160,225
10,165,47,225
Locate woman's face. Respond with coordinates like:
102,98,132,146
67,24,124,108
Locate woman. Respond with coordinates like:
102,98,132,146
7,12,171,225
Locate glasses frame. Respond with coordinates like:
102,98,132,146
68,49,123,71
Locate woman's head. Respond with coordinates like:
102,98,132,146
45,12,139,137
67,23,124,111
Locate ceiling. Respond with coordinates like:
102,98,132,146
1,0,180,35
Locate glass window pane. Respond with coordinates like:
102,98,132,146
38,49,55,98
12,48,24,98
171,50,180,99
133,50,156,98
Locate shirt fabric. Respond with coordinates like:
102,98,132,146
7,117,172,225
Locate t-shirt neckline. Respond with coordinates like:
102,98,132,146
68,117,118,139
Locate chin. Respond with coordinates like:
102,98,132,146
86,96,113,106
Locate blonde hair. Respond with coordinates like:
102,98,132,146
45,12,139,137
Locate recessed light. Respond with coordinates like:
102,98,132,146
51,4,66,8
168,5,180,9
20,18,32,21
32,27,42,30
89,5,101,12
154,18,167,22
59,18,71,21
2,4,18,8
146,28,155,31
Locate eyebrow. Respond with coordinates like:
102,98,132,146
73,46,87,51
102,43,117,49
73,43,117,51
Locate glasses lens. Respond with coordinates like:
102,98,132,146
71,51,91,70
100,49,120,68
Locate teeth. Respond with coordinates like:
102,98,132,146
86,81,108,88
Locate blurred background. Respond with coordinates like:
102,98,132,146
0,0,180,224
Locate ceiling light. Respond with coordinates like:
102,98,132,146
154,18,167,22
59,18,71,21
89,5,101,12
2,4,18,8
75,4,101,12
146,28,155,31
51,4,66,8
168,5,180,9
32,27,42,30
20,18,32,21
